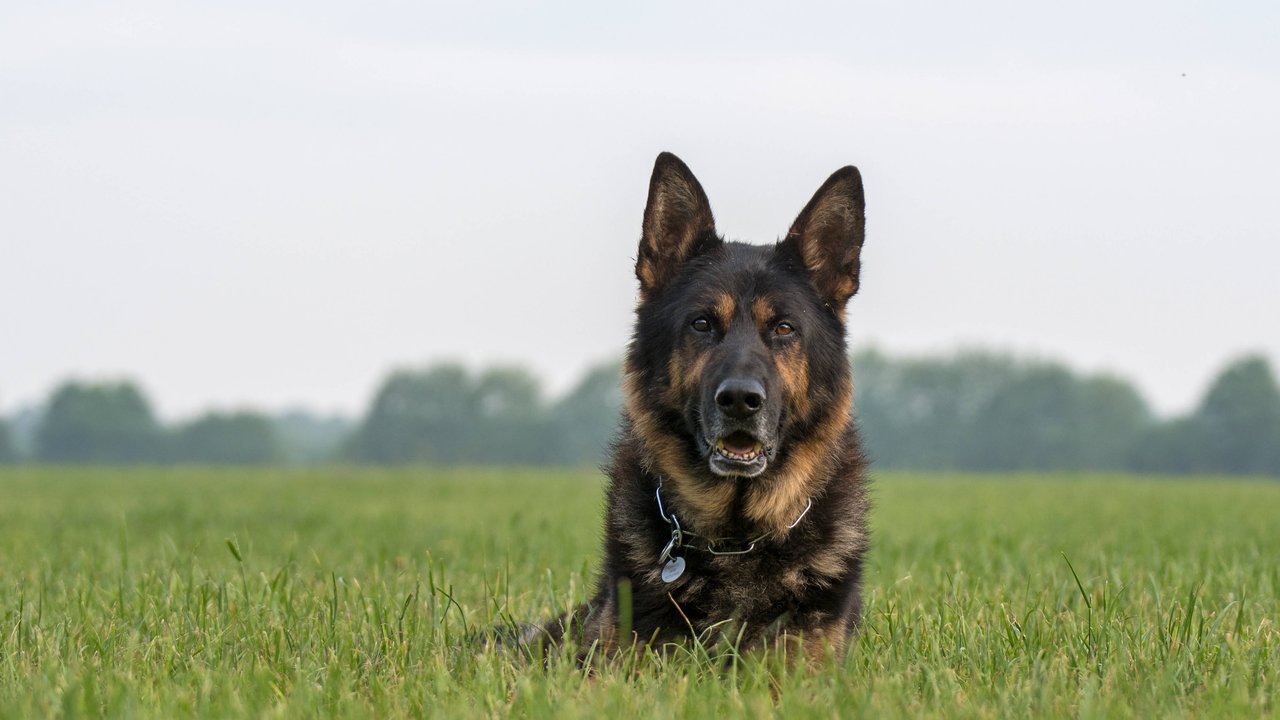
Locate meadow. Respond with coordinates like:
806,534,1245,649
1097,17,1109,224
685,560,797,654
0,467,1276,718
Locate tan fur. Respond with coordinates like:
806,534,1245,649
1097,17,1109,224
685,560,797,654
624,369,736,533
806,516,865,580
666,473,736,536
590,595,619,655
751,296,774,328
743,385,850,534
663,346,708,408
774,344,812,420
637,263,657,292
780,565,811,594
743,437,827,535
714,293,736,331
755,294,813,421
801,622,848,658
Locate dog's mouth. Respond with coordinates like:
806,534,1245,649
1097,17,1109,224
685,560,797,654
705,430,769,478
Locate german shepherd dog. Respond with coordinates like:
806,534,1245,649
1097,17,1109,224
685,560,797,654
534,152,869,659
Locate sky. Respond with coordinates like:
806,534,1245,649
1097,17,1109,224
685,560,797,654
2,1,1278,419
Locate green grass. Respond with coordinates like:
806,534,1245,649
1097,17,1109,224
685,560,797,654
0,467,1276,718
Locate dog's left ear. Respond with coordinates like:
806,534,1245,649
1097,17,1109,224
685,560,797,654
782,166,865,310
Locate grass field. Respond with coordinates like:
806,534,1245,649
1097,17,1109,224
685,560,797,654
0,468,1276,718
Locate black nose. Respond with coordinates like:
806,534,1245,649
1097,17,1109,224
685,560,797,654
715,379,766,419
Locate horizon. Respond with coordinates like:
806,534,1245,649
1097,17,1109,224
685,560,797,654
3,344,1270,424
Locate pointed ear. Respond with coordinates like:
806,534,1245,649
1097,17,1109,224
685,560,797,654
637,152,720,295
782,166,865,310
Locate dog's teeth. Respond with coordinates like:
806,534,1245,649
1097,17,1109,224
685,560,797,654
714,440,764,462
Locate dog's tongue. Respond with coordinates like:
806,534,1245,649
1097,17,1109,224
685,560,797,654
722,432,759,455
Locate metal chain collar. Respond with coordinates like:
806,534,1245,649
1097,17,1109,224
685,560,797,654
654,481,812,561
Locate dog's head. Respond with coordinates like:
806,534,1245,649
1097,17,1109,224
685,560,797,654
625,152,864,490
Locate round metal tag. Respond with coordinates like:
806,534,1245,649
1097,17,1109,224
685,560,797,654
661,556,686,583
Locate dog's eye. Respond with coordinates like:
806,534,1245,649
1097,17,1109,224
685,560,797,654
691,317,712,332
775,322,795,337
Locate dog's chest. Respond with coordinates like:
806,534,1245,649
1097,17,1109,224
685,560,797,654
660,551,800,621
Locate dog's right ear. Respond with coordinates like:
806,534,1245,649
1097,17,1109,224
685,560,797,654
637,152,720,295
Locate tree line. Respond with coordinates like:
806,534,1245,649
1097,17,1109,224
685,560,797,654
1,351,1277,476
853,351,1280,475
0,384,350,466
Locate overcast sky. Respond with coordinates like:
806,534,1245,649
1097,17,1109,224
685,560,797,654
2,1,1278,419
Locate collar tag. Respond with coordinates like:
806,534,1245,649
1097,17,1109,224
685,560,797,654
661,556,686,583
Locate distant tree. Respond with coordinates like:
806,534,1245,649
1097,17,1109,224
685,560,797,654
971,366,1151,471
273,411,354,464
35,381,164,463
853,349,1152,472
349,364,473,464
474,368,541,420
548,360,624,465
853,350,1028,469
1189,355,1280,475
1129,418,1203,475
0,416,16,463
1069,375,1157,467
473,367,557,464
171,411,281,464
348,363,554,465
6,405,43,458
